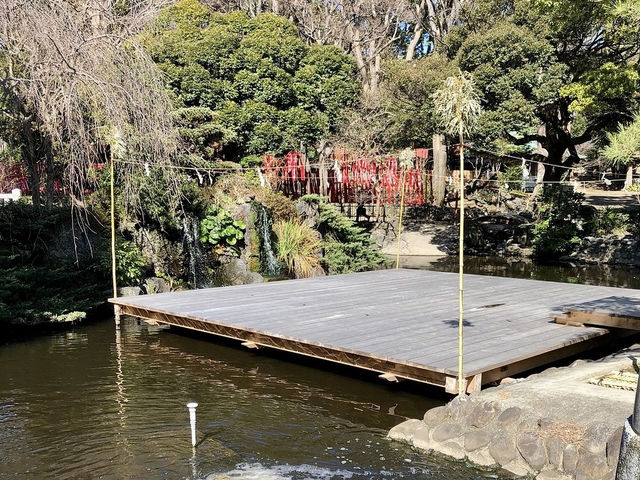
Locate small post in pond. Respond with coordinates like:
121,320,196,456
187,402,198,448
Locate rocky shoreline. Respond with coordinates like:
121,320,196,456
388,345,640,479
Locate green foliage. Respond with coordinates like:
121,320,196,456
432,71,483,137
561,63,639,117
456,21,566,151
199,205,246,255
97,239,145,287
142,1,359,161
532,186,585,258
498,165,525,192
0,205,107,328
0,264,102,326
256,189,298,222
382,54,458,148
589,208,630,236
302,195,387,274
603,114,640,167
273,219,321,278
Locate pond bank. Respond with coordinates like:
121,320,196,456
389,343,640,479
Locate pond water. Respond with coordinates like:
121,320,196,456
3,256,639,480
0,318,508,480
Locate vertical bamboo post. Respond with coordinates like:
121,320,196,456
110,143,120,326
457,129,465,396
395,168,407,269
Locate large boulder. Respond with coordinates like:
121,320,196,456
215,256,264,286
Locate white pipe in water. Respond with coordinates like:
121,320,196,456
187,402,198,447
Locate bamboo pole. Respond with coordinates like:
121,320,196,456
457,125,465,396
395,168,407,269
110,147,120,326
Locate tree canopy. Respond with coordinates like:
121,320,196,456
141,0,360,163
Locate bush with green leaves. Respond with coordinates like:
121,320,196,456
498,165,525,192
532,186,586,259
199,205,246,255
589,208,630,236
302,195,387,274
96,238,145,287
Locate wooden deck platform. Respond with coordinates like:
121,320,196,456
109,269,640,393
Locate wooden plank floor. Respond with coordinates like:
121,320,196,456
110,269,640,392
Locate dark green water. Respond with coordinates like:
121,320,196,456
3,256,638,480
397,255,640,289
0,318,508,480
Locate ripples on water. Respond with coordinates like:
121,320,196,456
0,319,510,480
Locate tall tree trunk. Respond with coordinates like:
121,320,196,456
21,122,41,208
432,133,447,206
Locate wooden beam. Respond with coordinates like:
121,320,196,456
561,309,640,331
116,304,450,388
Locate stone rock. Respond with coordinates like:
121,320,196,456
562,444,578,474
535,470,571,480
537,417,555,430
497,407,522,427
432,422,464,443
438,441,466,460
489,433,518,466
517,431,548,471
502,458,534,477
144,276,170,294
216,257,264,286
412,424,431,451
464,430,491,451
447,396,471,423
134,227,186,278
583,422,615,455
467,447,495,467
118,286,141,297
388,419,422,442
468,401,499,428
575,452,610,480
246,272,264,284
310,265,326,277
545,436,564,469
606,426,623,467
295,200,320,227
423,406,448,426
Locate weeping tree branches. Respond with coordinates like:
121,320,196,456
0,0,180,217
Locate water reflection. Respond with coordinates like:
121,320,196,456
395,255,640,289
0,318,509,480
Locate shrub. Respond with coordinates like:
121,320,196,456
301,195,387,274
273,219,320,278
96,238,145,287
532,186,585,259
589,208,630,236
498,165,525,192
199,204,246,255
256,189,299,222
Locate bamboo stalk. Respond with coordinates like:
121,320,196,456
110,147,119,326
458,126,465,396
395,168,407,269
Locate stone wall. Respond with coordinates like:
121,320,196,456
563,235,640,266
389,396,622,479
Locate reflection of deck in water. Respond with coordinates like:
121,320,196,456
109,269,640,393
